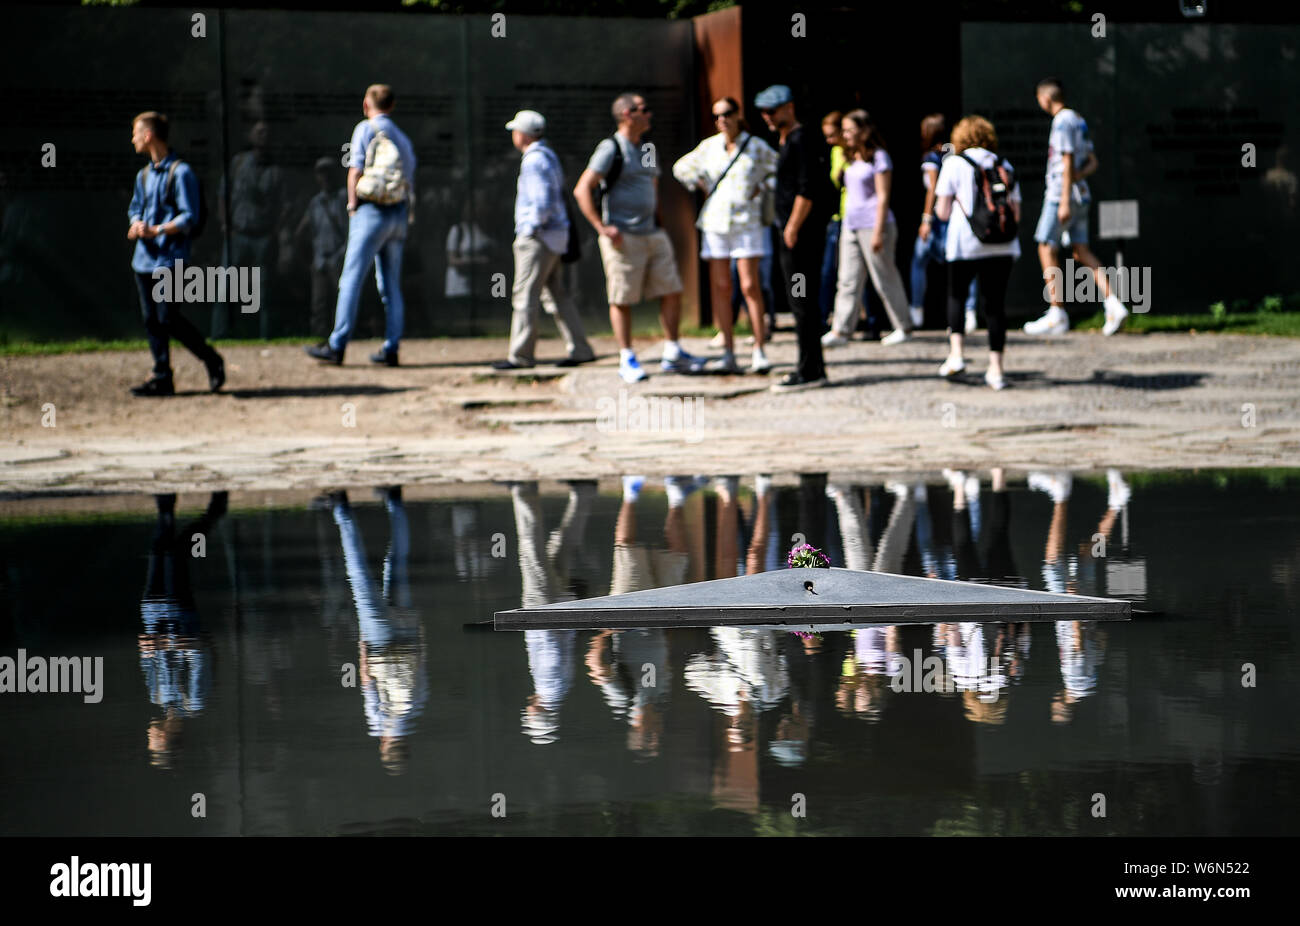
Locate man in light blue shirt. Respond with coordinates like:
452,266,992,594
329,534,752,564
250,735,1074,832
306,84,416,367
493,110,594,370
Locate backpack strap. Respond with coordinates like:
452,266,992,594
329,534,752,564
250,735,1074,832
604,135,624,189
701,132,753,207
954,152,981,220
165,159,182,206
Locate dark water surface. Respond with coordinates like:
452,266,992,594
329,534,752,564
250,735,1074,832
2,470,1297,836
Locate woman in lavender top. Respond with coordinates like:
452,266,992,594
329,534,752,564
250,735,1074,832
823,110,913,348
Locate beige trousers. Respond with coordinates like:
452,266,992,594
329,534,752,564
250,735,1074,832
831,219,912,336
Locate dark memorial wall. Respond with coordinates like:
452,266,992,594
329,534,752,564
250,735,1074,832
0,7,696,343
961,23,1299,316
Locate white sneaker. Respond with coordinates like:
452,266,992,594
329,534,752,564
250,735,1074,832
984,369,1007,390
941,358,972,379
1023,307,1069,336
1028,471,1073,505
619,355,648,383
1107,468,1131,510
938,356,966,377
964,309,977,334
821,331,849,348
749,351,772,374
909,306,924,328
881,329,910,346
942,469,967,494
1102,296,1129,336
706,352,740,374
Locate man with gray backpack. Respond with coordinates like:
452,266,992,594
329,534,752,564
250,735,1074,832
306,84,416,367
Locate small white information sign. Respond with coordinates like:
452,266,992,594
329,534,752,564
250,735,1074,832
1099,200,1139,239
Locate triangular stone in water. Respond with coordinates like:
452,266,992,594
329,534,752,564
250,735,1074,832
495,567,1130,629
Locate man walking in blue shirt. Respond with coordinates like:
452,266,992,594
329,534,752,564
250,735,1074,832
126,111,224,397
306,84,416,367
492,110,594,370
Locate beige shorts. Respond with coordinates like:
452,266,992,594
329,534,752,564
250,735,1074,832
597,228,683,306
611,544,690,597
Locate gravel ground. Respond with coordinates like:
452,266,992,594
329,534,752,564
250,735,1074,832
2,326,1297,496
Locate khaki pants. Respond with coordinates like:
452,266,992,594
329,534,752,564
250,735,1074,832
509,235,593,364
831,220,911,336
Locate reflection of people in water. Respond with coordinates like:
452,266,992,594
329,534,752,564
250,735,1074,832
683,627,790,807
139,492,226,769
836,624,901,722
585,628,671,758
216,121,289,338
686,628,791,718
744,474,775,575
507,479,595,743
522,630,576,745
1264,144,1297,213
294,157,349,340
875,481,918,575
1051,620,1106,724
1028,468,1130,596
323,487,427,775
584,475,699,757
610,475,692,595
445,197,494,299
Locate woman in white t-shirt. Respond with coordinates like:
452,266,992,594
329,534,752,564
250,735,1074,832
932,116,1021,390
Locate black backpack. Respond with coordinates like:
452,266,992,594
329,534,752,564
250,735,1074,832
957,152,1017,244
531,144,584,264
139,158,207,239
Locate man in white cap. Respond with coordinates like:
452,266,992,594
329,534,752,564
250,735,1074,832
492,110,594,370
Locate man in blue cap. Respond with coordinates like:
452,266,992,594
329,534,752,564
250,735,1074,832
755,85,835,391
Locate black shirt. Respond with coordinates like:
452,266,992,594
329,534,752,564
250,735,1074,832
775,125,835,227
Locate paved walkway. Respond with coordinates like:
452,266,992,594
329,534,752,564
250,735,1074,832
2,328,1297,495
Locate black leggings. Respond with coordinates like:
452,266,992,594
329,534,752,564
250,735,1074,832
948,256,1013,352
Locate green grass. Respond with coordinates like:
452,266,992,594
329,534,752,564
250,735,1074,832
7,307,1300,356
1073,309,1300,337
0,336,318,357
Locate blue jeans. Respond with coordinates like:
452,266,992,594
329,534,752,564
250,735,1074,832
911,222,976,313
329,201,408,353
819,218,840,324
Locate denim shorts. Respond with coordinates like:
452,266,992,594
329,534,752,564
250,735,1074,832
1034,198,1090,247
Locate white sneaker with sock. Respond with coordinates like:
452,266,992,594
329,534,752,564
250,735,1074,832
1023,306,1069,336
1102,294,1130,336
